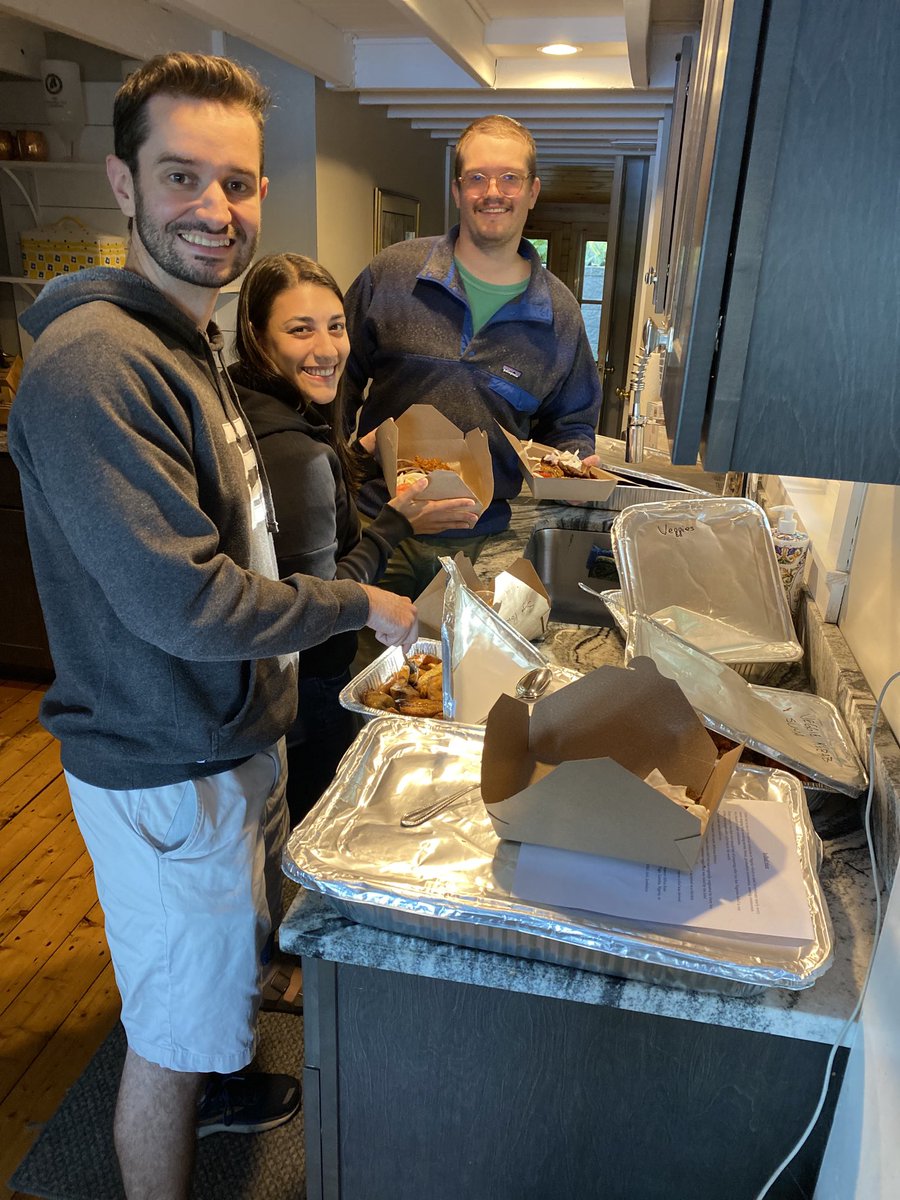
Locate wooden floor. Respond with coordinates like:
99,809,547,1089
0,677,121,1200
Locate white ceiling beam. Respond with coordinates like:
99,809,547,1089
0,0,212,59
356,89,671,106
623,0,652,88
384,0,495,87
156,0,355,87
353,39,476,90
382,104,668,122
414,118,661,132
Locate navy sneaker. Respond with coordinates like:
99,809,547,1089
196,1071,301,1138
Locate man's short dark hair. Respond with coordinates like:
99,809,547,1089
453,114,537,181
114,53,271,174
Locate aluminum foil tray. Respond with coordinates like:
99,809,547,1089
285,717,833,996
611,498,802,676
340,637,580,724
625,615,867,796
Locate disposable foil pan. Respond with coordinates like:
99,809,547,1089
593,460,713,512
339,638,579,723
285,717,833,996
611,498,802,679
626,615,867,796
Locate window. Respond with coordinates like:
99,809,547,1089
578,239,606,358
523,236,549,266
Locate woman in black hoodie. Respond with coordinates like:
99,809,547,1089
229,254,478,824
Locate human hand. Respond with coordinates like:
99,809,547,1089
389,477,479,534
359,584,418,650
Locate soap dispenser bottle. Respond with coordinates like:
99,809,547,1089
769,505,809,618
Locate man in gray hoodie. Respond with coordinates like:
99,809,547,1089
8,53,415,1200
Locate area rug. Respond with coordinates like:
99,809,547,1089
9,1012,306,1200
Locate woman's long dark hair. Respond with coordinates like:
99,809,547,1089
233,253,358,486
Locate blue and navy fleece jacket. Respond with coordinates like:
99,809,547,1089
343,226,603,536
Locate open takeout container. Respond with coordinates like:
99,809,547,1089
284,716,833,995
498,425,618,504
376,404,493,514
611,498,802,682
415,551,550,642
481,657,743,871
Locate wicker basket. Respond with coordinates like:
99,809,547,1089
20,216,127,280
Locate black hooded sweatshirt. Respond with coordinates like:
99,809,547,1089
228,362,412,677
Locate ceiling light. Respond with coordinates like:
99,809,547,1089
539,43,581,56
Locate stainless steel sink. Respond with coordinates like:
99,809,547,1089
523,527,619,626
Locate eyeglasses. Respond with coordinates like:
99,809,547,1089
457,171,532,197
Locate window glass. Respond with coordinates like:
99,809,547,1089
579,239,607,359
524,236,549,266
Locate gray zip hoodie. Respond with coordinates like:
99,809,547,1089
8,268,369,789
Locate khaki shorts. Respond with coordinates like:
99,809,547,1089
66,744,287,1074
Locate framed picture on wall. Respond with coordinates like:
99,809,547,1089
374,188,420,254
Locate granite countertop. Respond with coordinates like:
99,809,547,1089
280,492,877,1048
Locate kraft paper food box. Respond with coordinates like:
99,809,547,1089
414,552,550,642
376,405,493,515
480,657,743,871
498,425,618,504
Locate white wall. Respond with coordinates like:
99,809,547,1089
815,878,900,1198
839,485,900,742
314,81,448,292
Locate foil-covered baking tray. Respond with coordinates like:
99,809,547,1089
285,717,833,996
611,498,802,675
339,638,579,724
593,460,713,512
591,587,791,686
625,615,867,796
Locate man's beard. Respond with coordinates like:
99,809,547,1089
466,203,522,252
133,192,257,289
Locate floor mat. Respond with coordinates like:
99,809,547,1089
9,1012,306,1200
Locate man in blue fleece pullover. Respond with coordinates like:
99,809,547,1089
8,54,415,1200
343,114,603,603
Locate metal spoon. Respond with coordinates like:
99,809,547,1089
515,665,553,701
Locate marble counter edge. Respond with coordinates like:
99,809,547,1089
278,878,863,1047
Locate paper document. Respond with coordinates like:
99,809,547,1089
512,800,815,942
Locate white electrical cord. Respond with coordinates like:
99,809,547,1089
753,667,900,1200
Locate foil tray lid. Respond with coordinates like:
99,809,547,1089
285,716,833,991
625,615,867,796
611,498,801,664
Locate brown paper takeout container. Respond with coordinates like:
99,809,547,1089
498,425,618,504
376,404,494,515
480,656,743,871
414,552,550,640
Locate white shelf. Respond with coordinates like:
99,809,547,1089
0,275,45,286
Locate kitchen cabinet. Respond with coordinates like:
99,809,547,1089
286,890,851,1200
661,0,900,484
0,451,51,677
